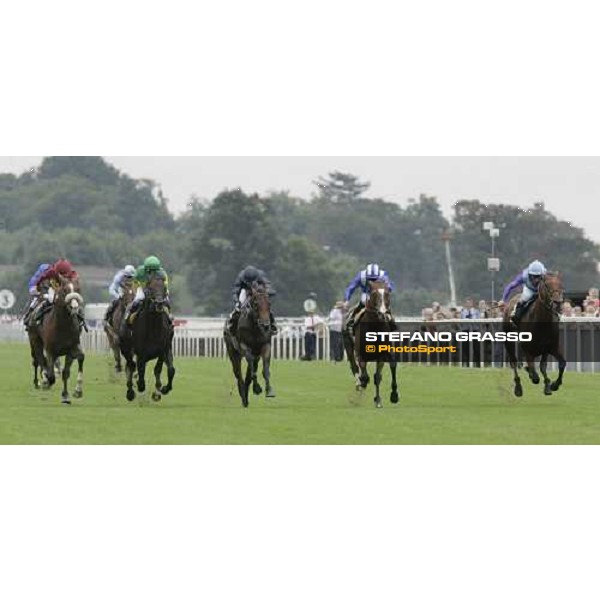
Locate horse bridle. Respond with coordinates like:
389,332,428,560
249,287,271,328
538,276,562,315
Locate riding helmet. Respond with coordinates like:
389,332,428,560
528,260,546,276
55,259,74,276
144,256,162,271
366,263,381,279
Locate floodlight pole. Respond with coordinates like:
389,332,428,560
442,229,457,307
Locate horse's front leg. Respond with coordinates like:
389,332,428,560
262,344,275,398
551,350,567,392
524,354,540,384
389,357,399,404
152,358,164,401
373,361,384,408
137,359,147,394
61,354,74,404
123,350,136,401
357,359,370,390
44,350,56,387
252,356,262,395
505,341,522,397
539,353,553,395
73,347,84,398
161,346,176,395
243,354,255,407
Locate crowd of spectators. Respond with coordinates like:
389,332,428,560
420,287,600,321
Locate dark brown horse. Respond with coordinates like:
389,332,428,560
120,277,175,402
342,280,399,408
104,285,135,373
27,276,85,404
503,272,567,397
224,281,275,407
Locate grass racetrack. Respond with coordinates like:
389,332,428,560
1,342,599,444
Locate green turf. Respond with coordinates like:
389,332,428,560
0,343,598,444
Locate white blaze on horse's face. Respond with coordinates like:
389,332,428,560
378,288,386,314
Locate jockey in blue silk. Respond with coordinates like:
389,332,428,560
104,264,136,325
227,265,277,335
344,263,395,332
502,259,547,325
23,263,51,328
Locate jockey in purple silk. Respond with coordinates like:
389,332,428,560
502,260,547,325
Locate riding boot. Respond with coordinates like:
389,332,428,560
23,301,35,329
32,300,49,327
228,308,240,335
511,301,527,326
270,312,278,335
78,308,88,332
104,298,118,325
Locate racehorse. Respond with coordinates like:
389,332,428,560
503,272,567,397
120,276,175,402
27,276,85,404
224,281,275,407
104,286,135,373
342,280,399,408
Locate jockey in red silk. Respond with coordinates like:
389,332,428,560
29,259,85,328
502,260,547,325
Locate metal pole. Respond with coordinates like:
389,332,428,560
491,236,496,303
445,238,457,307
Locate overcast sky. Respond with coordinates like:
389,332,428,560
2,156,599,243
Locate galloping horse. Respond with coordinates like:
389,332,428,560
224,281,275,407
104,286,135,373
503,272,567,397
342,280,399,408
27,276,85,404
120,276,175,402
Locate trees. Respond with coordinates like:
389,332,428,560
313,171,370,204
451,200,600,298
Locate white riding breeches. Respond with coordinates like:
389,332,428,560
520,286,536,303
44,288,55,303
239,289,248,305
134,287,145,302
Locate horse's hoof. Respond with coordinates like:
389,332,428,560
390,391,399,404
152,392,162,402
374,399,383,408
242,399,249,408
61,398,71,405
137,382,146,393
514,385,523,397
253,386,262,396
532,376,540,385
160,385,171,395
266,388,276,398
544,388,553,396
126,389,135,402
73,389,83,399
33,382,40,390
550,381,560,392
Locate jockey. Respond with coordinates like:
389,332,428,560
104,264,136,325
502,259,547,325
29,259,85,327
123,256,171,326
344,263,395,333
22,263,51,328
227,265,277,335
